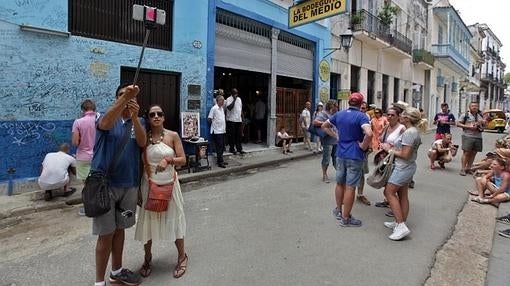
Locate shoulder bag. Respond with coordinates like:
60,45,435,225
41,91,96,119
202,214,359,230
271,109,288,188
82,122,132,217
143,150,176,212
367,151,395,189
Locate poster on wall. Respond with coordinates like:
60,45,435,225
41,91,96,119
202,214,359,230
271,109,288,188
181,112,200,138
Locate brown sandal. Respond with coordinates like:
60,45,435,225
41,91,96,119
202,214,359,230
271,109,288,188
173,253,188,278
140,254,152,278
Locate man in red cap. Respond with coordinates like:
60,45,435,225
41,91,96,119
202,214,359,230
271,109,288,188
322,92,373,227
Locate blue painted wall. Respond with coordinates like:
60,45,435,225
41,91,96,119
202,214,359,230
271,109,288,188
0,0,210,182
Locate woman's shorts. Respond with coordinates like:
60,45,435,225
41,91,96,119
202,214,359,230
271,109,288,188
388,163,417,187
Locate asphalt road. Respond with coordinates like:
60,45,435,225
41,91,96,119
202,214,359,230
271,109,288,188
0,129,502,286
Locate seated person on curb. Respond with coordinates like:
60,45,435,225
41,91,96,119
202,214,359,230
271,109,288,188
428,133,457,169
471,157,510,205
471,139,510,175
38,143,77,201
276,126,293,155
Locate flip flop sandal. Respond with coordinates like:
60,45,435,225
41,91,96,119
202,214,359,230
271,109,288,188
375,201,389,208
174,254,188,279
140,255,152,278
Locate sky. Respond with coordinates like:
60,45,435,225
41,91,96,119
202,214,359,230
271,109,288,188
449,0,510,69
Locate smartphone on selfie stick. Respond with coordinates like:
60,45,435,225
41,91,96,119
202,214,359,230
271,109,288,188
131,4,166,86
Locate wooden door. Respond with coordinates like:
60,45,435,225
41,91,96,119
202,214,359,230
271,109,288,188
121,67,180,132
276,87,310,141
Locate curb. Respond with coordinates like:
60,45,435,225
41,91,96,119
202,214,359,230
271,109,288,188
178,152,316,183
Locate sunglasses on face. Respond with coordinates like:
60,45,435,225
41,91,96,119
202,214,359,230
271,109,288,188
149,111,164,118
387,114,397,117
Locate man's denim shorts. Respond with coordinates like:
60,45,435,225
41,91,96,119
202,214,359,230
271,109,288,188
335,157,364,187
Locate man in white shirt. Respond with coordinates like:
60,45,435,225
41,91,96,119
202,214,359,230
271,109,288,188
38,143,77,200
300,101,312,150
208,95,227,168
225,88,245,155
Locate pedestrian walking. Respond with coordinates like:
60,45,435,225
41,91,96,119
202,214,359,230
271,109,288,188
322,92,372,227
254,96,266,144
433,103,456,140
208,95,227,168
135,105,188,279
457,101,486,176
314,100,338,183
225,88,245,155
91,83,146,286
300,101,312,150
380,107,427,240
371,108,388,151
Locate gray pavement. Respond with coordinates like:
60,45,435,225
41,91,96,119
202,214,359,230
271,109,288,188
0,129,508,285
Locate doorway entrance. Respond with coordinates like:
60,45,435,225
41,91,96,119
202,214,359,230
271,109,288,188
120,67,180,132
214,67,270,144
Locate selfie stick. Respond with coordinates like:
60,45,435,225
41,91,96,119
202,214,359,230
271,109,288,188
132,28,152,86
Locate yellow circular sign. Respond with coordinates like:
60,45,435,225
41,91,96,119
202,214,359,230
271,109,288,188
319,60,330,82
320,87,329,104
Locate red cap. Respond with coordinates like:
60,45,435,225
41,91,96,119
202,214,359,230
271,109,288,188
348,92,364,105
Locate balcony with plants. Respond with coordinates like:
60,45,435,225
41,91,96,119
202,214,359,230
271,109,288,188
350,3,412,56
413,49,435,68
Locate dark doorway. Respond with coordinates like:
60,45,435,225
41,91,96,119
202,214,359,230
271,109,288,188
367,70,375,105
393,78,400,103
351,65,360,92
330,73,341,100
214,67,270,143
120,67,180,132
382,74,389,111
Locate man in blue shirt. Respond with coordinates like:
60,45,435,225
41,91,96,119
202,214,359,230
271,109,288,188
433,103,456,140
322,92,372,227
91,83,146,286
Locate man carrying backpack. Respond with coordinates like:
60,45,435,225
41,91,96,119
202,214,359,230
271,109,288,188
457,101,486,176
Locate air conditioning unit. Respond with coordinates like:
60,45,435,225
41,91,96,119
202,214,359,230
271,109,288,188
437,76,445,87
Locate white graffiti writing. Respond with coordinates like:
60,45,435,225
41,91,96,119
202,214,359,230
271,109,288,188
0,121,56,146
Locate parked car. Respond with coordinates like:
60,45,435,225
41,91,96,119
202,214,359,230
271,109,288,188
483,109,507,133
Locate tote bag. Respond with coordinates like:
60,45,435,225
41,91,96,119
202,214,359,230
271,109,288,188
367,151,395,189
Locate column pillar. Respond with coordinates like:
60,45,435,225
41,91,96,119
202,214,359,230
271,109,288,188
267,28,280,147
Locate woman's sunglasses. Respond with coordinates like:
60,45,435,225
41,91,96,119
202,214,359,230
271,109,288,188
149,111,164,118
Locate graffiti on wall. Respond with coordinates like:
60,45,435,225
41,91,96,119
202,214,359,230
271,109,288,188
0,120,73,181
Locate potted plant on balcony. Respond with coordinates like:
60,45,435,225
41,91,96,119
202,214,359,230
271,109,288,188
378,2,398,30
350,11,364,28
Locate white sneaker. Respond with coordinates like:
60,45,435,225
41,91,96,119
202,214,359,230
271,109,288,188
384,221,396,229
389,222,411,241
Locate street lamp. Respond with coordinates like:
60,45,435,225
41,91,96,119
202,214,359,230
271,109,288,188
323,29,353,59
340,29,353,50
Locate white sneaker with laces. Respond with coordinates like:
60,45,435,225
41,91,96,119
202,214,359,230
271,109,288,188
384,221,396,229
389,222,411,240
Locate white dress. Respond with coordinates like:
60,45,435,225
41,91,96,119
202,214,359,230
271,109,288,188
134,142,186,242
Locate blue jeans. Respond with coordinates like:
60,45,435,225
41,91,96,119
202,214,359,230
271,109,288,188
321,144,337,169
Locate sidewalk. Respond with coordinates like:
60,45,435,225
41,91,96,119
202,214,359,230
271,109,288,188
486,198,510,285
0,144,317,220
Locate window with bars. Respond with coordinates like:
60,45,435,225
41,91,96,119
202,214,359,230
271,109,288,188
69,0,173,50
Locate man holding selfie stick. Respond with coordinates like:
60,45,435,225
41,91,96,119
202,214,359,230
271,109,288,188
91,5,164,286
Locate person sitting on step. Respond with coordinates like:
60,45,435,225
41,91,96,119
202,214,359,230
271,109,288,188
471,157,510,206
276,126,293,155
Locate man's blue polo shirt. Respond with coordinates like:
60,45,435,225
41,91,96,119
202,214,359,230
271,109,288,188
330,107,370,161
90,117,143,188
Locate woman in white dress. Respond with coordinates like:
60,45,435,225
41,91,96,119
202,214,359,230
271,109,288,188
135,105,188,279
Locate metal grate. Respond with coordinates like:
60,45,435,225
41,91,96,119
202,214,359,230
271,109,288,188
216,9,271,38
278,31,314,51
69,0,173,51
